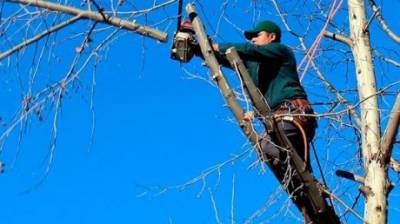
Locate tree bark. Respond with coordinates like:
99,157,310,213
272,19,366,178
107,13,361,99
348,0,387,223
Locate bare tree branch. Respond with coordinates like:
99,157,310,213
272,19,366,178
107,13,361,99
104,0,177,15
323,31,353,46
7,0,168,42
382,92,400,162
390,158,400,173
230,174,236,224
209,188,223,224
368,0,400,44
374,50,400,68
321,188,365,222
0,15,80,60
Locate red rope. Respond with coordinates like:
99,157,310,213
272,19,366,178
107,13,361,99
297,0,344,82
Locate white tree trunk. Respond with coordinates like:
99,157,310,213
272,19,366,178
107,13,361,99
348,0,387,223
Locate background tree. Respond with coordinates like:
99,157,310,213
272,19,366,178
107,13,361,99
0,0,399,223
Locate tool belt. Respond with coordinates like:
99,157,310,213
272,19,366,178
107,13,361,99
273,98,317,141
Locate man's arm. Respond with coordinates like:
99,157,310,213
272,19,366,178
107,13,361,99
218,42,285,62
192,42,231,67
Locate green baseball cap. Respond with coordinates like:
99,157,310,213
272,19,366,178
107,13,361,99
244,20,281,42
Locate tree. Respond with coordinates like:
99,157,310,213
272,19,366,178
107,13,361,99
346,0,399,223
0,1,399,223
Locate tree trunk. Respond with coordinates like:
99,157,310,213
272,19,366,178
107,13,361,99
348,0,387,223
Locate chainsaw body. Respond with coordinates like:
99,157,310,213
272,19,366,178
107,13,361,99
170,21,198,63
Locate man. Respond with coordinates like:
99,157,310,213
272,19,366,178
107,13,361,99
210,20,317,221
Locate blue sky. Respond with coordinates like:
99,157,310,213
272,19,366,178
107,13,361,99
0,0,399,223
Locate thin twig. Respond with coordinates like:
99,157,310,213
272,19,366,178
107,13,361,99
209,188,222,224
390,158,400,173
368,0,400,44
230,174,236,224
374,50,400,68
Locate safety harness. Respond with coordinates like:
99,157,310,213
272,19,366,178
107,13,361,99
273,98,317,165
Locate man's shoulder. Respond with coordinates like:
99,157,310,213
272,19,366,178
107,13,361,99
259,42,294,58
219,42,251,52
262,42,290,51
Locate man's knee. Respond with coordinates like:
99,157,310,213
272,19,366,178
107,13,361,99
260,121,305,163
260,135,281,161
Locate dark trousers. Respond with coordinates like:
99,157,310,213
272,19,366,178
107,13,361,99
261,119,314,210
261,120,308,165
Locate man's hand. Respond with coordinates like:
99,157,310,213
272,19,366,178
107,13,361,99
243,111,255,122
212,43,219,52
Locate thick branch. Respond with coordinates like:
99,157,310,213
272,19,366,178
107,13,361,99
7,0,168,42
368,0,400,44
382,93,400,162
0,15,81,60
323,31,353,46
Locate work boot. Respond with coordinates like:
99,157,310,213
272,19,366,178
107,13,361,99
301,206,314,224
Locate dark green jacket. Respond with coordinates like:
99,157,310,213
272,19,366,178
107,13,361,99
218,42,307,109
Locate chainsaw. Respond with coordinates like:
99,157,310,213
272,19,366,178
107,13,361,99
170,21,198,63
170,0,199,62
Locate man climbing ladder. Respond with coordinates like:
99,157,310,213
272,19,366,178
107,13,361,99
212,20,316,166
172,3,340,223
210,20,320,223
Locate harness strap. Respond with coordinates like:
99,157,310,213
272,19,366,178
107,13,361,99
275,116,309,164
273,98,315,165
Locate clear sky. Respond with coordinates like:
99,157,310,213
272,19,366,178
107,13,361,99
0,0,399,223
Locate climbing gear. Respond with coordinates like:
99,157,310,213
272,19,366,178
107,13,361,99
274,98,317,141
273,98,317,164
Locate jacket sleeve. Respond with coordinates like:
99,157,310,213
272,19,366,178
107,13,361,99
193,44,232,68
219,42,285,62
215,52,232,67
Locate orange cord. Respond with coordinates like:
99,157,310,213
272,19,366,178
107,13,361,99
290,119,309,165
276,118,309,165
297,0,344,82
